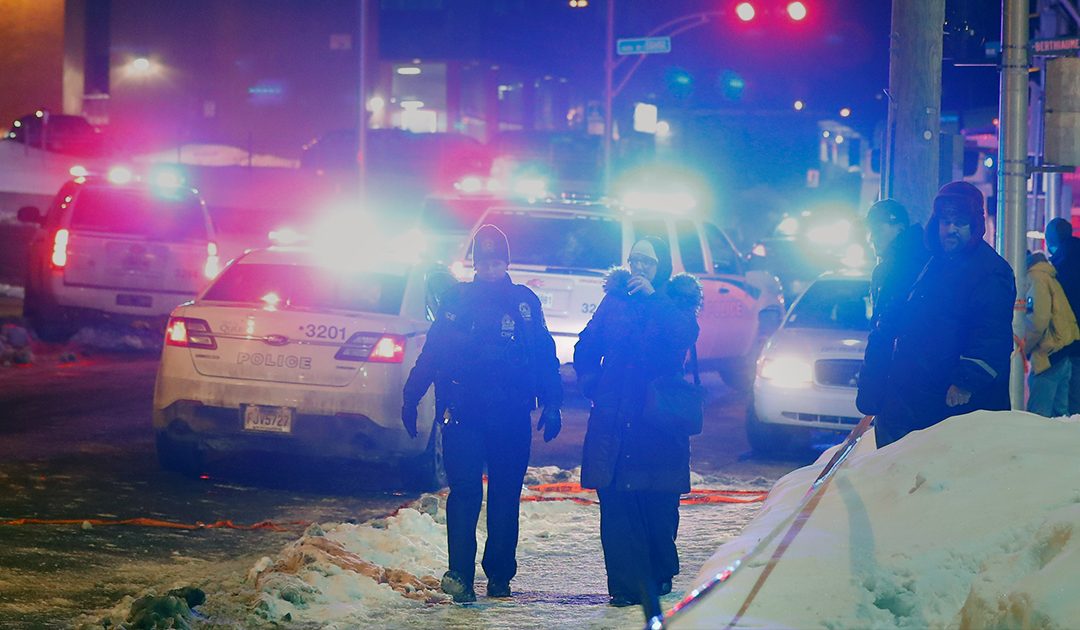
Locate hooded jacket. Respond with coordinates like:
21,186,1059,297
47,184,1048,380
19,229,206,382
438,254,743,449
877,194,1015,442
1024,257,1080,374
574,268,702,492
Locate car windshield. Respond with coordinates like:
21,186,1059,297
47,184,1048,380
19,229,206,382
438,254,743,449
69,187,208,240
785,279,871,330
479,211,621,271
202,263,407,315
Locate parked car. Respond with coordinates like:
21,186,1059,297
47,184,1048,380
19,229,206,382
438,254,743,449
459,199,786,389
152,245,453,488
18,168,219,341
5,111,107,157
748,272,871,455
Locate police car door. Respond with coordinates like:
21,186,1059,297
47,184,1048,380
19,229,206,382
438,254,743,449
697,221,758,361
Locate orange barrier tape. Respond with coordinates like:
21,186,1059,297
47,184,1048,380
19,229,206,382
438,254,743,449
0,517,309,531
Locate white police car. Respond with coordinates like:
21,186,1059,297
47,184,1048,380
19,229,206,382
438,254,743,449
18,166,219,341
151,243,453,488
748,272,871,454
457,199,785,389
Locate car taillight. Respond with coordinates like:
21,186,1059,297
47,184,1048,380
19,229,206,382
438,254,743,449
204,241,220,279
51,229,69,268
165,317,217,349
335,333,406,363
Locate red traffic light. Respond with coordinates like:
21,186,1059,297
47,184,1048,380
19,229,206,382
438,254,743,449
787,1,808,21
735,2,755,21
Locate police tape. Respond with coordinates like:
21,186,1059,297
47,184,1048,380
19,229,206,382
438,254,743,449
0,485,765,530
0,517,307,531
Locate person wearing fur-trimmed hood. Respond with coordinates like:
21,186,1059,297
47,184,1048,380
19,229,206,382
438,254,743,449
573,235,703,620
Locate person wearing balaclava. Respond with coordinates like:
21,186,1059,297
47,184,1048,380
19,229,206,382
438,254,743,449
1044,217,1080,413
873,181,1015,448
402,224,563,603
573,235,703,620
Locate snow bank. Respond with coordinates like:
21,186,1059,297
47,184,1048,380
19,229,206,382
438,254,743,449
673,411,1080,629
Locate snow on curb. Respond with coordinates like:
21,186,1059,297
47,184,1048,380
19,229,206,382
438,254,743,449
672,411,1080,629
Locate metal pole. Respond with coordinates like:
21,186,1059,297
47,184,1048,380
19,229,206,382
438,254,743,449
603,0,614,195
358,0,369,201
998,0,1030,409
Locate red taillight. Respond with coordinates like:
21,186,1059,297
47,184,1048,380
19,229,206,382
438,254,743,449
165,317,217,349
51,229,69,268
204,241,220,279
335,333,406,363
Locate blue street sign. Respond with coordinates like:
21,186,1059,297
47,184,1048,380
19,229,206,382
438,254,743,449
616,37,672,56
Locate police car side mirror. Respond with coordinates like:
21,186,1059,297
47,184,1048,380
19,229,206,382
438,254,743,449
17,206,43,225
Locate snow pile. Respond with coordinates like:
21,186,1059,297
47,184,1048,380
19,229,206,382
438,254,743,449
69,326,163,351
673,410,1080,629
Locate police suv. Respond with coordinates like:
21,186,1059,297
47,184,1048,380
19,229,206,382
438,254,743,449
17,167,219,341
151,244,450,488
459,199,785,388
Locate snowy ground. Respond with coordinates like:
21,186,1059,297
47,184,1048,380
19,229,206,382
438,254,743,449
81,468,772,629
672,411,1080,629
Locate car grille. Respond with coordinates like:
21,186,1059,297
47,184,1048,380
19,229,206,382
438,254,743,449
815,359,862,388
781,412,861,426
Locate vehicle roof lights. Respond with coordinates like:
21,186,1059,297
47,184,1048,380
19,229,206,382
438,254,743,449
455,175,485,194
149,166,185,189
107,166,135,185
511,176,548,199
268,226,307,246
69,165,89,177
622,189,697,214
777,216,799,236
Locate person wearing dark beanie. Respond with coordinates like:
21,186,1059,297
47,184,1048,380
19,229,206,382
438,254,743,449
401,222,563,602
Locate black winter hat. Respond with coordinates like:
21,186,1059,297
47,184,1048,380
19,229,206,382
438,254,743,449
472,224,510,264
866,199,909,226
929,180,986,246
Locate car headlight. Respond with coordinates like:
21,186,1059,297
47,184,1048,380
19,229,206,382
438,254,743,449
758,356,814,388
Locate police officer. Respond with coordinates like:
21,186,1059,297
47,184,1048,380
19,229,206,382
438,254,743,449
401,224,563,603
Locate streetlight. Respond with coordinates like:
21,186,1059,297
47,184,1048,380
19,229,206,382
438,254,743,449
786,2,808,21
735,2,756,22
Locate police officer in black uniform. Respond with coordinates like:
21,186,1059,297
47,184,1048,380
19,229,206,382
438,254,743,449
401,224,563,603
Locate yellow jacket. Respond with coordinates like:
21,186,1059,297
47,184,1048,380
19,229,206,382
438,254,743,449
1024,260,1080,374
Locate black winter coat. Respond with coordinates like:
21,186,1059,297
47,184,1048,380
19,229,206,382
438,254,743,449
574,269,702,493
1049,235,1080,356
857,224,930,415
877,238,1015,440
402,274,563,419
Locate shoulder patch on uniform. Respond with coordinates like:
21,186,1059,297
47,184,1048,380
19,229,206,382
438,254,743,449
445,311,457,321
519,302,532,321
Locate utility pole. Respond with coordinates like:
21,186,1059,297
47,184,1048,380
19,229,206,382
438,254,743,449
999,0,1030,409
603,0,614,195
883,0,945,226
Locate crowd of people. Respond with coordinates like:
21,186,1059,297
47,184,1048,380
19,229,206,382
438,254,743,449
395,180,1076,622
858,180,1080,447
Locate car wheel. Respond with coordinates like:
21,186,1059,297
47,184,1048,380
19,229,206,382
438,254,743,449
155,432,204,476
401,421,447,491
746,402,795,457
26,298,76,343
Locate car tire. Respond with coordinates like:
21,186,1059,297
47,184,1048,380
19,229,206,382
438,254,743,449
746,402,795,457
24,294,76,344
401,421,447,491
155,432,204,476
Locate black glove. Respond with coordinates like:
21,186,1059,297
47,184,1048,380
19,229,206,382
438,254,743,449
401,403,418,439
536,406,561,442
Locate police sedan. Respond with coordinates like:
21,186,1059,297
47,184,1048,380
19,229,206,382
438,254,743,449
748,272,871,455
152,245,453,489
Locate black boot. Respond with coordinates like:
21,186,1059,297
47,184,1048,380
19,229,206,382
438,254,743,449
487,581,512,598
441,570,476,603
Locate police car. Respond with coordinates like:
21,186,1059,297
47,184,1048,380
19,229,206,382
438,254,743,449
151,244,452,488
748,272,871,454
17,166,219,341
458,199,785,388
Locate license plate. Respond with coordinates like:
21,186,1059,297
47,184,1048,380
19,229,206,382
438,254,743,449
536,291,554,309
116,293,152,307
243,405,294,434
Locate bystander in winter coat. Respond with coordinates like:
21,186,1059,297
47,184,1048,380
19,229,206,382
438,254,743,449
574,236,702,621
857,199,930,416
874,181,1015,448
1045,217,1080,413
1023,251,1080,416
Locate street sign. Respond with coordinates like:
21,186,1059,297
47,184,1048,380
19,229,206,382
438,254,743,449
1031,36,1080,57
616,36,671,56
